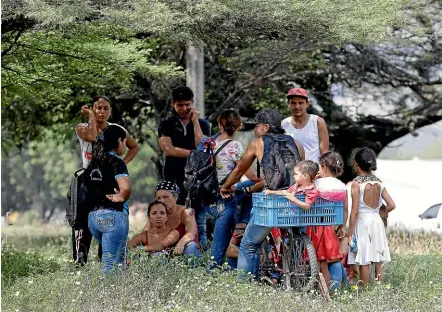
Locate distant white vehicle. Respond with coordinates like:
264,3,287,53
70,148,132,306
417,203,442,234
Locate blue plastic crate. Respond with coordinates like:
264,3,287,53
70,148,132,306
252,192,344,227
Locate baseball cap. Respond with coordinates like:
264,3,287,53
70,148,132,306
252,108,282,127
287,88,309,100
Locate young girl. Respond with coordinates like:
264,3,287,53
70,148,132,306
313,152,349,290
347,147,396,286
128,200,180,253
264,160,319,286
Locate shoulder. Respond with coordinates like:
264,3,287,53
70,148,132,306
351,181,360,192
160,116,176,125
198,118,211,128
75,123,88,132
110,155,127,168
315,115,327,127
231,139,244,148
281,117,292,126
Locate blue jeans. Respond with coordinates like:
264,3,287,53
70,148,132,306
195,207,208,252
183,241,200,257
234,180,255,224
207,191,253,269
88,209,129,273
206,196,237,268
237,216,272,279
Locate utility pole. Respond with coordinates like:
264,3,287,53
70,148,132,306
186,45,205,118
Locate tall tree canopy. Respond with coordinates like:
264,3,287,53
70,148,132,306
2,0,420,150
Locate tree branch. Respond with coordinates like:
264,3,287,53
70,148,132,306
1,29,24,58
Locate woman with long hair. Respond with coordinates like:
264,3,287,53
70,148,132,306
128,200,180,252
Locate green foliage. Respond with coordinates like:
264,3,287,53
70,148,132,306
1,21,183,151
3,133,78,218
1,247,60,287
105,0,417,45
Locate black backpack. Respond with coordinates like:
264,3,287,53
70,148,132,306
66,168,91,230
183,137,232,206
260,134,301,190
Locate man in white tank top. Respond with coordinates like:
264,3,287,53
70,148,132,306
281,88,329,163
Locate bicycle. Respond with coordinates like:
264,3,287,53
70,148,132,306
253,193,344,292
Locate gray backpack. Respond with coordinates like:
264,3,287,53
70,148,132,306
260,134,301,190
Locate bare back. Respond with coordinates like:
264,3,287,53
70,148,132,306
362,183,383,209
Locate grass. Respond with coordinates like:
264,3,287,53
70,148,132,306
2,224,442,312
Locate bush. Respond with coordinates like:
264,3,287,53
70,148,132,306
1,247,60,287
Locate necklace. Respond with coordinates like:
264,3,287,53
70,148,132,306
354,174,382,183
179,119,190,136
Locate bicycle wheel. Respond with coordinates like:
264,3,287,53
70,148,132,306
283,232,319,291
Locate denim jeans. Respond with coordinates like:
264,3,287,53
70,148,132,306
206,196,237,268
88,209,129,273
237,216,272,279
206,190,253,269
195,206,208,251
183,241,200,257
234,180,255,224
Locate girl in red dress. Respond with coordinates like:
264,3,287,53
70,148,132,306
307,152,348,289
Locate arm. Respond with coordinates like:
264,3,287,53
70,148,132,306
174,209,198,254
337,191,349,237
191,110,206,148
127,232,147,249
294,139,305,161
123,132,139,164
159,137,191,158
113,176,132,201
244,166,262,183
222,140,258,191
317,117,329,155
145,230,180,252
264,189,288,195
285,194,312,210
75,106,97,142
106,160,132,202
380,187,396,217
248,179,264,193
226,237,239,258
348,182,360,238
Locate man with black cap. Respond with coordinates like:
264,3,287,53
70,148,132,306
220,108,305,278
281,88,329,163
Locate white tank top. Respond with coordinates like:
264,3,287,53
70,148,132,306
76,122,125,168
281,114,320,163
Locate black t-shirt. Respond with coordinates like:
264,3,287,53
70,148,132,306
84,154,129,212
158,115,211,184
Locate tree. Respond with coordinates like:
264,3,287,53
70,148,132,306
3,0,439,185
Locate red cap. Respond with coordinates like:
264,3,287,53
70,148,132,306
287,88,309,100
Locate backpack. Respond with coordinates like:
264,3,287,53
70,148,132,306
183,137,232,206
66,168,91,230
260,134,301,190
